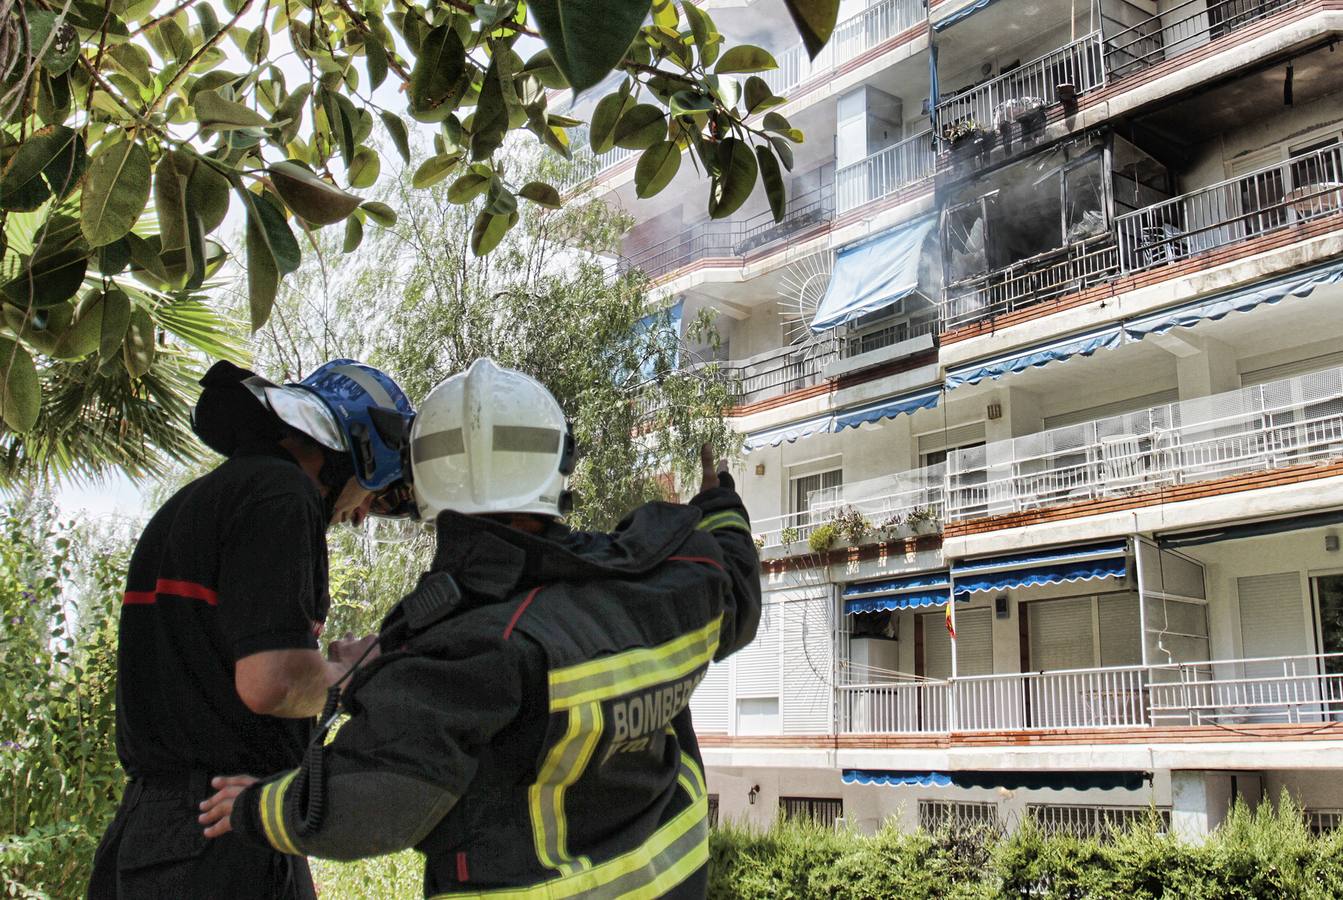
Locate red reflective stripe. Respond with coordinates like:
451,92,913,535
155,579,219,606
502,586,542,640
667,555,724,571
120,580,219,607
456,851,469,883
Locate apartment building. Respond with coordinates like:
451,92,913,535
571,0,1343,839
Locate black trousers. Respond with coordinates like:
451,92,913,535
88,775,316,900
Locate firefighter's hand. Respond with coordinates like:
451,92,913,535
699,444,719,493
329,633,380,669
199,774,258,838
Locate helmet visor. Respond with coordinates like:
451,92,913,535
259,384,348,452
370,482,416,518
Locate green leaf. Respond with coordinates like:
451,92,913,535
768,134,795,171
268,161,362,226
613,104,667,150
762,111,805,142
347,147,381,188
2,246,89,308
343,213,364,252
527,0,651,94
360,201,397,226
447,172,490,204
98,287,131,364
80,137,151,247
756,145,786,223
485,181,517,216
522,49,568,90
123,307,155,379
365,36,389,90
380,112,412,164
97,238,132,276
154,152,190,253
471,58,509,161
51,290,105,360
273,83,312,145
241,190,301,276
634,140,681,198
518,182,562,208
668,91,714,117
185,156,232,232
0,338,40,433
329,92,361,166
409,25,468,122
714,45,777,74
470,209,513,256
412,154,460,189
744,76,783,115
244,215,280,332
651,0,678,28
682,3,715,61
0,125,85,212
708,137,757,219
782,0,840,60
194,89,275,131
590,92,633,153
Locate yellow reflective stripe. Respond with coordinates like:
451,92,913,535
548,617,722,709
431,762,708,900
696,510,750,534
258,770,301,856
529,702,603,876
679,752,707,800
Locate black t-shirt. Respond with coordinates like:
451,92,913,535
114,445,330,779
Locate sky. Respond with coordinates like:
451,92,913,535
54,471,151,522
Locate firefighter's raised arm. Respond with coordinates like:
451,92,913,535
689,444,763,661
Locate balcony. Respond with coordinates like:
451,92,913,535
752,463,946,551
835,131,936,214
620,182,835,282
1103,0,1307,80
935,33,1105,155
838,652,1343,733
943,363,1343,523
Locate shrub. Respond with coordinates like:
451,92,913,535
832,506,871,545
808,523,838,553
779,525,800,546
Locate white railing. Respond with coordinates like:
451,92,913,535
1103,0,1305,79
731,336,840,409
838,652,1343,734
835,131,935,213
944,364,1343,522
752,463,946,549
760,0,926,98
935,33,1104,140
1116,142,1343,274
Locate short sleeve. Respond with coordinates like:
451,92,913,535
218,494,326,660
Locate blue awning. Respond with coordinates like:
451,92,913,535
1124,259,1343,340
945,324,1124,390
928,43,940,121
843,770,1150,791
834,388,941,432
933,0,1002,31
952,542,1128,595
844,571,953,614
811,216,938,332
743,414,834,452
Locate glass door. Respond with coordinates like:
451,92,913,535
1311,575,1343,719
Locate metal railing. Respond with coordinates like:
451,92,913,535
940,235,1120,329
1028,804,1171,837
935,34,1104,140
760,0,927,98
1104,0,1305,80
752,462,946,549
619,183,836,281
835,131,936,213
943,363,1343,521
1117,142,1343,273
841,315,938,358
838,652,1343,734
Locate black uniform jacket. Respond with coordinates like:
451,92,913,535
231,483,761,898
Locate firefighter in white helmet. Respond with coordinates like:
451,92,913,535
201,358,762,899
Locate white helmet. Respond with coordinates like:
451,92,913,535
410,358,575,520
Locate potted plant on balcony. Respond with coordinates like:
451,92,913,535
832,506,871,547
779,524,800,548
808,522,838,554
877,513,912,542
753,534,767,551
907,506,941,535
943,119,987,161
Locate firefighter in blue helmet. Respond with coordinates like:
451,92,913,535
88,359,416,900
199,358,762,898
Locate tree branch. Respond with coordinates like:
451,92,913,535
150,0,256,113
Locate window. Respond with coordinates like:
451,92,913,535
736,697,780,735
918,799,998,831
1306,809,1343,835
1028,804,1169,838
789,467,842,528
780,797,844,824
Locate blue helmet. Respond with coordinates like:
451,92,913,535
295,359,416,492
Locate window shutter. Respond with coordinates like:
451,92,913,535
733,601,780,698
782,595,833,734
1238,573,1307,667
690,661,731,734
1098,594,1142,667
954,609,994,677
1028,598,1097,671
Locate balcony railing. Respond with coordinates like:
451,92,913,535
838,652,1343,734
935,34,1104,142
752,463,945,549
835,131,935,213
943,363,1343,522
1117,142,1343,274
1103,0,1305,80
940,234,1120,330
620,183,835,281
760,0,927,98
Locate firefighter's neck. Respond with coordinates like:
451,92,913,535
279,435,328,496
482,513,549,534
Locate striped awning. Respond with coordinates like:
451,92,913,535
833,388,941,432
843,572,953,614
944,324,1124,390
742,414,834,452
843,769,1150,791
952,542,1128,595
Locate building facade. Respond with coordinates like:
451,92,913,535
575,0,1343,839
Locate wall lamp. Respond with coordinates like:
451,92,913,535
748,785,760,805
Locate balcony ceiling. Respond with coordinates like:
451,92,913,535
1132,43,1342,149
935,0,1085,75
